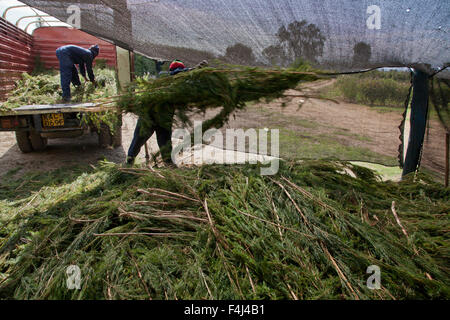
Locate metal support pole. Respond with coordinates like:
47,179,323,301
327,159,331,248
130,51,135,81
402,70,429,178
445,132,449,187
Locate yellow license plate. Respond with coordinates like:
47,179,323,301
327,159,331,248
42,113,64,127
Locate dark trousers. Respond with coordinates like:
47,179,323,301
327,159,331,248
56,48,81,99
128,117,173,163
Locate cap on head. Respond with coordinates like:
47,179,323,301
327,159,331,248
90,44,99,57
169,59,185,71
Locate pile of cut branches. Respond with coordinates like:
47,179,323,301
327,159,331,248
0,160,448,299
1,63,325,138
0,68,118,111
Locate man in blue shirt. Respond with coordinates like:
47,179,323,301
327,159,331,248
55,44,100,102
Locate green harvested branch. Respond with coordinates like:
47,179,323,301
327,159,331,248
117,65,322,133
0,160,448,299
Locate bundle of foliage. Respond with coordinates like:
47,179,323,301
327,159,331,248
117,65,320,134
0,160,448,299
0,68,118,111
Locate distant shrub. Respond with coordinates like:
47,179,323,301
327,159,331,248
337,77,359,101
335,71,410,107
31,55,49,75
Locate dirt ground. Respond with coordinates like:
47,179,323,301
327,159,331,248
0,80,446,178
223,80,446,175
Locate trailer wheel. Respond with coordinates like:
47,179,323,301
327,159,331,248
98,123,113,148
29,130,48,151
15,131,33,153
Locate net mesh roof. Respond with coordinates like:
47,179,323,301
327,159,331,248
0,0,70,34
20,0,449,77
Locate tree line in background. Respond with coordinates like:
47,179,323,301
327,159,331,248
133,18,418,112
135,19,380,75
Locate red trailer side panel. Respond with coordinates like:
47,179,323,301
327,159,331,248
0,18,34,101
32,27,116,70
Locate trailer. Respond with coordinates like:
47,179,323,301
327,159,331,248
0,103,121,153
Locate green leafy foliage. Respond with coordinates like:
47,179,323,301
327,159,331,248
134,54,158,77
117,64,320,134
0,68,120,133
0,68,118,110
334,74,411,107
0,161,448,299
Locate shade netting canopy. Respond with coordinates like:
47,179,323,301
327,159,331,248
19,0,449,76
